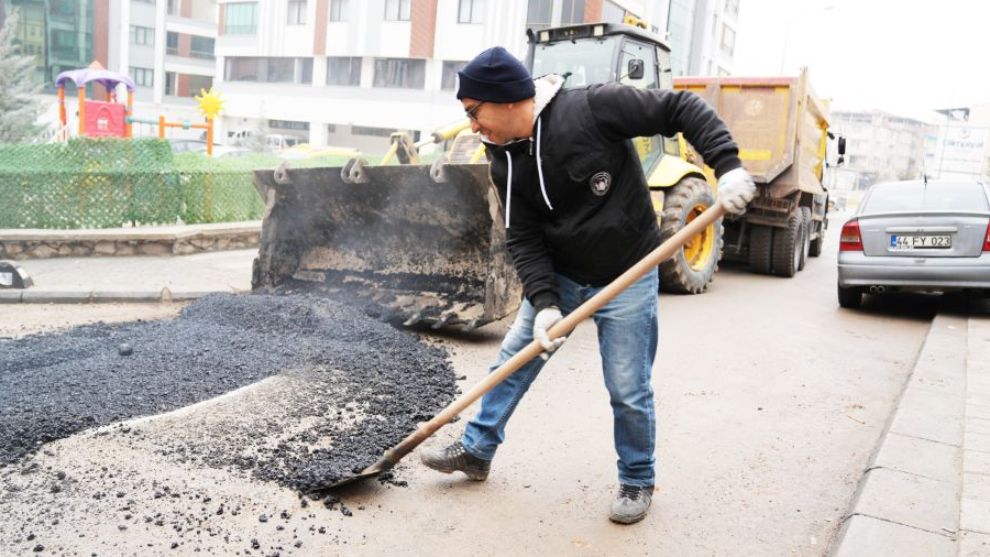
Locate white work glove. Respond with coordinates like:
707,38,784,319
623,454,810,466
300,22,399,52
533,306,566,354
716,167,757,215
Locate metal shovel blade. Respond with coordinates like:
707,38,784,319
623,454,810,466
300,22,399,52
316,454,396,491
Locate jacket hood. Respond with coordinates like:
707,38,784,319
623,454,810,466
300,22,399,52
532,73,565,122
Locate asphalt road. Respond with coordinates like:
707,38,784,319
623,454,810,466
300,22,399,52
0,211,944,556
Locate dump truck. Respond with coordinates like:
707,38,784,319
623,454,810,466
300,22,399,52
673,70,845,277
252,22,722,329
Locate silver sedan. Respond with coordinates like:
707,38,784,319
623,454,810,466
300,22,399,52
837,180,990,308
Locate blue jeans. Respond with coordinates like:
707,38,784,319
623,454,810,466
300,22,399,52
462,268,659,487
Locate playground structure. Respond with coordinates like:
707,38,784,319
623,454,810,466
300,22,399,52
56,62,224,155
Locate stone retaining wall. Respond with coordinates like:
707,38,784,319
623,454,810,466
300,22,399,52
0,222,261,260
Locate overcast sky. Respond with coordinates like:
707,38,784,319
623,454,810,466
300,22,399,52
733,0,990,122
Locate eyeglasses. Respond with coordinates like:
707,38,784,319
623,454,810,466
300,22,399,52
465,101,486,122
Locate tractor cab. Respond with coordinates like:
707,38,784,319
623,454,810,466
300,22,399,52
526,22,682,180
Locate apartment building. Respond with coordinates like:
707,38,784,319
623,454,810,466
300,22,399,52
1,0,217,139
666,0,738,76
827,110,933,191
214,0,669,153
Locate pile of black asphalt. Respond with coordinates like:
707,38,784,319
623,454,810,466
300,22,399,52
0,293,458,491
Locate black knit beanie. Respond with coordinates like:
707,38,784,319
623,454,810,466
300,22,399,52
457,46,535,103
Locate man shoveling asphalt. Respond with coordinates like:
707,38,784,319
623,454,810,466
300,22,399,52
420,46,755,524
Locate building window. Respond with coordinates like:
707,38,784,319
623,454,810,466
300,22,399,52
269,120,310,131
267,58,296,82
187,75,214,96
526,0,552,30
225,57,259,81
373,58,425,89
51,0,78,15
330,0,348,21
299,58,313,83
441,61,466,90
166,31,179,55
287,0,307,24
560,0,585,24
130,66,154,87
190,36,215,59
130,25,155,46
224,2,258,35
167,0,178,15
384,0,411,21
327,57,362,86
165,71,177,95
720,23,735,56
724,0,740,17
52,29,79,57
458,0,484,23
224,57,313,84
352,125,395,137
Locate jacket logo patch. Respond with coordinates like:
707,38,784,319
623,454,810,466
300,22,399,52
589,172,611,196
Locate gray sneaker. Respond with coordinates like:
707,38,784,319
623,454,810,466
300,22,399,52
609,484,653,524
419,442,491,481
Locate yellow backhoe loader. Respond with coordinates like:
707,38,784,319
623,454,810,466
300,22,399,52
252,22,718,329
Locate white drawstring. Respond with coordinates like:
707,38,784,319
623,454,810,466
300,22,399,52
504,151,512,229
503,116,552,229
536,117,553,211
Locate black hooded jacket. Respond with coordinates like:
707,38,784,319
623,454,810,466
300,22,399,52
482,81,741,312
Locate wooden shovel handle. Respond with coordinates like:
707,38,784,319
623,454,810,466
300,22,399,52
385,203,728,463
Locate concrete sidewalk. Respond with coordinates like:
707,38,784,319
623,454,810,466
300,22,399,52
0,249,256,303
830,314,990,556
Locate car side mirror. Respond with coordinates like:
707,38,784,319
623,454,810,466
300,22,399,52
838,137,846,155
837,155,845,166
627,59,645,80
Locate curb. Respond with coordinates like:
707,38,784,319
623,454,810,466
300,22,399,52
828,314,968,556
0,288,233,304
0,221,261,260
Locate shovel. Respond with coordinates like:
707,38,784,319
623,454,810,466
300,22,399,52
322,203,727,490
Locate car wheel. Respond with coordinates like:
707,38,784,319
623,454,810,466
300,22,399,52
838,285,862,309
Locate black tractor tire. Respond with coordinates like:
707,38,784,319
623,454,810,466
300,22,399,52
748,225,774,275
771,212,803,278
798,207,812,271
838,285,862,309
658,177,723,294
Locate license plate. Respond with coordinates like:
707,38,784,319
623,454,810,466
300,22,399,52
889,234,952,249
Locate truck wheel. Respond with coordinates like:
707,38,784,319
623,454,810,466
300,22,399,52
808,216,824,257
838,285,862,309
749,225,773,275
798,207,812,271
771,213,802,278
658,176,723,294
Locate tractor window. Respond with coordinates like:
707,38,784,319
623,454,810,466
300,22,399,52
618,40,657,89
633,135,663,173
530,36,620,88
657,46,673,89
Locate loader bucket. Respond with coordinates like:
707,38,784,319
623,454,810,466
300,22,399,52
251,158,522,330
